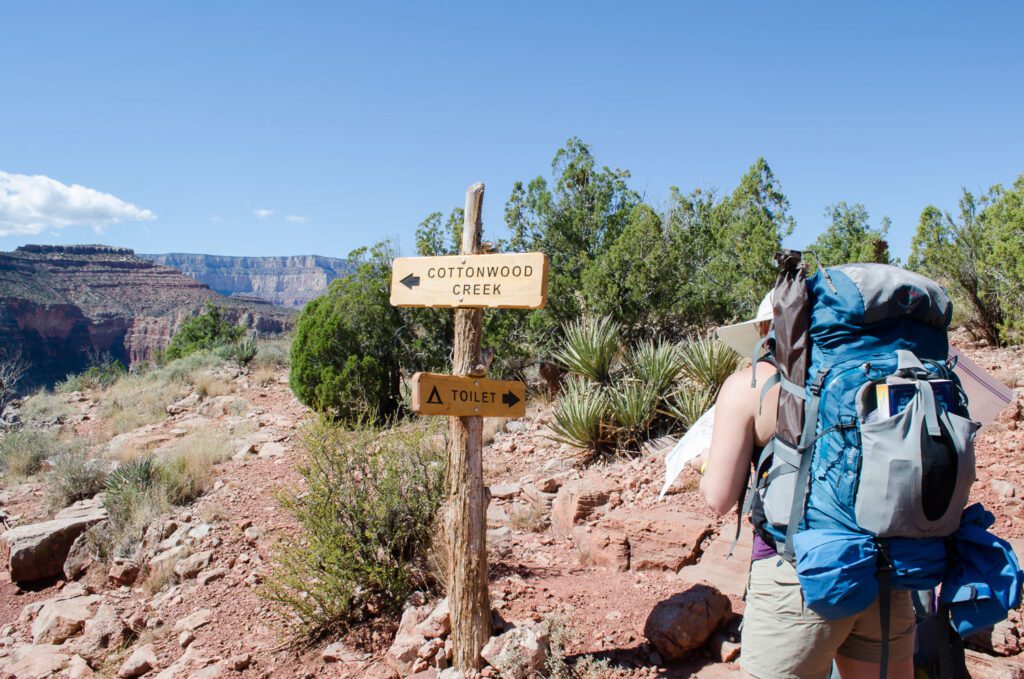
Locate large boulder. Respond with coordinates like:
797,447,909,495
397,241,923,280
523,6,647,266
480,621,551,679
0,644,68,679
72,603,132,665
385,602,432,675
576,508,713,573
1,498,107,583
118,643,157,678
643,585,732,662
31,592,104,644
573,525,630,572
551,479,614,533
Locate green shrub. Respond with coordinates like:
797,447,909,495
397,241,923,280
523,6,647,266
289,244,410,423
101,458,166,558
0,428,57,479
46,449,109,509
217,337,257,367
262,418,445,637
58,354,127,392
677,337,741,394
549,377,611,456
663,387,717,430
605,381,658,446
552,316,621,384
165,302,245,361
627,339,682,397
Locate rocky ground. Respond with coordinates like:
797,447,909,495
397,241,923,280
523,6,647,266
1,336,1023,679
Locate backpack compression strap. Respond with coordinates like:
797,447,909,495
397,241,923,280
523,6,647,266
781,368,829,563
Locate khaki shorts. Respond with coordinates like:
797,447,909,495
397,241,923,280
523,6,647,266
741,557,916,679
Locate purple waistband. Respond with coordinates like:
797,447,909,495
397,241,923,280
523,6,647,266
752,533,777,561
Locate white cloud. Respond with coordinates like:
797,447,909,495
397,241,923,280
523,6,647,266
253,208,274,219
0,170,155,237
209,215,224,224
285,215,307,224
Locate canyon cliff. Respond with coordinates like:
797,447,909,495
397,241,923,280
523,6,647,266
141,253,351,308
0,245,294,390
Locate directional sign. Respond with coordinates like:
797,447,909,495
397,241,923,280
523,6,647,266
390,252,548,309
411,372,526,418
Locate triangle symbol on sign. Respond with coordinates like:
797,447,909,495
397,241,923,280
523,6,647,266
427,386,443,405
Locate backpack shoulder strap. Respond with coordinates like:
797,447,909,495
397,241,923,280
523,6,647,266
781,368,829,562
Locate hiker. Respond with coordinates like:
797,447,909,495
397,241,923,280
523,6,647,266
700,293,916,679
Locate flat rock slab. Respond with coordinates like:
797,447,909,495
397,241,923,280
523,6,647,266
1,499,107,583
678,525,753,604
597,507,714,572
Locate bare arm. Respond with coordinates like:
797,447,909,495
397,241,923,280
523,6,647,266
700,362,777,515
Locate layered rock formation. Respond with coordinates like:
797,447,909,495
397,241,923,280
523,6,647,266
0,245,293,390
141,253,351,308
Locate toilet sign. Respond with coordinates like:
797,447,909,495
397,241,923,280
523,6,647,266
390,252,548,309
410,372,526,418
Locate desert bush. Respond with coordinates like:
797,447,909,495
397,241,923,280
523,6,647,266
155,428,231,504
190,372,234,398
552,317,622,384
546,616,614,679
217,337,257,367
626,339,682,396
100,375,184,435
253,367,277,386
154,350,226,384
165,302,245,361
549,376,611,456
253,337,291,370
290,244,408,424
19,391,75,427
57,353,127,393
605,381,658,446
101,457,166,557
46,449,109,509
677,337,742,393
663,387,717,430
262,417,445,637
0,428,58,479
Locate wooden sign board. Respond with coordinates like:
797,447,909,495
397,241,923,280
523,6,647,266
390,252,548,309
411,372,526,418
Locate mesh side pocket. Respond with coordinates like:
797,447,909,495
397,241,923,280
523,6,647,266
761,439,801,529
855,386,977,538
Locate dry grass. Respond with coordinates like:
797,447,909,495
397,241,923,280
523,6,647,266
154,427,231,504
252,366,277,386
191,372,234,398
0,428,59,480
100,375,185,435
142,556,181,595
507,502,548,533
19,391,75,426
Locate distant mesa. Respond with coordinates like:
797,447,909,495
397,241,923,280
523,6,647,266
141,253,353,309
0,244,294,391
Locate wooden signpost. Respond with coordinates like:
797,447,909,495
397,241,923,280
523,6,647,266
389,183,546,671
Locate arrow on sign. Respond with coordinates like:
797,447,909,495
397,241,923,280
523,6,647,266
501,391,521,408
400,273,421,289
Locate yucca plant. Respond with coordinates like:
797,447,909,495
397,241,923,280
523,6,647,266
627,339,683,398
677,337,742,394
606,380,659,446
552,316,622,384
663,387,717,431
548,376,611,455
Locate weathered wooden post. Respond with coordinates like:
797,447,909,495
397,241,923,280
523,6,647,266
389,182,547,671
446,182,491,669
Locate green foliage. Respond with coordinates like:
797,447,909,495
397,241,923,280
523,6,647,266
165,302,245,361
910,178,1024,345
262,418,445,637
549,376,611,455
289,243,410,423
627,339,683,395
809,202,892,269
46,449,109,509
663,387,718,430
0,428,57,479
58,352,127,392
552,317,621,384
507,137,640,340
101,458,165,558
677,337,742,393
605,381,659,445
217,337,257,367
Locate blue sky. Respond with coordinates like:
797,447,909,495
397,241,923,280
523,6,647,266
1,2,1021,260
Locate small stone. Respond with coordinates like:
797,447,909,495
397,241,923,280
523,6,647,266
118,643,157,678
174,608,213,632
991,479,1019,499
173,550,213,579
489,483,521,500
179,630,195,647
227,653,251,671
108,559,140,586
197,568,228,586
67,654,96,678
243,526,261,544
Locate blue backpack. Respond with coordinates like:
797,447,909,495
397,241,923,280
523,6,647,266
747,255,1022,675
